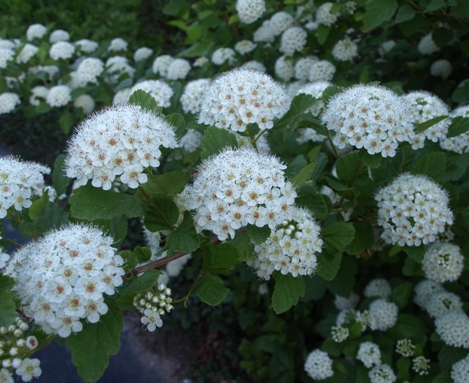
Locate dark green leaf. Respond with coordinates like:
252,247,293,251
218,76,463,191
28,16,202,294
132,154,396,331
450,1,469,18
246,224,271,245
397,357,411,380
403,245,425,263
59,112,75,135
359,150,382,168
321,337,345,357
395,4,415,23
290,162,317,187
70,184,143,220
390,314,427,345
390,282,413,308
316,24,330,45
200,126,238,160
119,269,161,295
438,345,468,372
92,215,128,249
412,152,446,180
134,247,152,262
322,222,356,251
272,273,305,314
203,242,240,272
128,89,161,114
178,42,211,58
166,113,186,139
346,222,374,255
0,274,17,327
426,0,445,12
432,28,454,48
296,193,330,221
285,155,307,179
171,211,200,253
336,151,361,184
364,0,398,30
273,94,317,130
194,274,229,306
302,275,327,302
317,252,342,281
135,171,190,198
52,154,71,197
142,196,179,231
228,231,256,261
447,116,469,138
414,115,448,134
29,190,49,223
36,202,69,236
119,250,139,271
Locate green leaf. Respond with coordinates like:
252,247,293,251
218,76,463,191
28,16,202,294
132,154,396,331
296,193,330,221
246,224,271,245
447,116,469,138
450,1,469,18
36,202,69,236
228,231,256,261
414,115,448,134
134,246,152,262
128,89,161,114
200,126,238,160
412,152,446,180
290,162,317,187
346,222,374,255
119,269,161,295
70,184,143,220
52,154,71,197
403,245,425,263
322,222,356,251
0,274,17,327
432,28,454,48
119,250,139,271
59,112,75,135
397,357,411,380
66,298,123,383
135,171,190,198
336,151,361,184
317,252,342,281
316,24,331,45
203,242,240,272
364,0,398,31
390,282,413,308
170,211,200,253
302,275,327,302
166,113,186,138
426,0,445,12
272,273,305,314
438,345,468,372
359,66,369,83
163,0,190,16
194,274,229,306
432,373,453,383
322,337,346,357
327,256,356,297
29,190,49,223
273,94,317,130
92,215,128,249
143,196,179,231
359,150,382,168
178,41,211,58
285,155,307,179
395,4,415,23
390,314,427,345
452,82,469,102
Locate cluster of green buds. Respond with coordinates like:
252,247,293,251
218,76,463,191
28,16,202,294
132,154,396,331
133,284,173,332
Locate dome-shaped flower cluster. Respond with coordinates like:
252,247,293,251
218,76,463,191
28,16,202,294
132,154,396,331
253,21,275,43
425,291,463,318
211,47,236,65
186,148,296,241
413,279,444,308
304,349,334,380
166,58,191,80
0,93,21,114
0,156,51,218
440,106,469,153
309,60,336,82
396,339,415,357
133,283,173,332
403,91,450,149
422,242,464,283
29,86,48,106
152,55,173,77
322,84,415,157
364,278,391,299
180,79,210,114
368,299,398,331
108,37,128,52
275,55,294,82
357,342,381,368
234,40,257,55
418,33,439,55
179,129,203,152
368,364,396,383
16,44,38,64
280,27,307,56
0,48,14,69
376,174,453,246
247,206,322,280
129,80,173,108
332,39,358,62
236,0,266,24
26,24,47,41
49,41,75,61
294,56,318,81
74,94,95,115
5,224,125,338
65,104,178,190
133,47,153,62
198,68,290,132
451,354,469,383
77,58,104,85
75,39,98,54
435,311,469,348
46,85,71,107
316,2,338,26
431,59,452,78
270,12,294,35
334,292,359,310
49,29,69,43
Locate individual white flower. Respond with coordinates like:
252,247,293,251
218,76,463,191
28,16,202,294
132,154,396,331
16,44,38,64
65,104,178,190
422,242,464,283
152,55,173,77
15,358,41,382
46,85,71,107
440,105,469,153
451,354,469,383
26,24,47,41
235,40,257,55
181,79,210,114
193,56,209,67
253,20,275,43
166,254,192,277
275,55,295,82
368,364,396,383
304,349,334,380
134,47,153,62
166,58,191,80
295,57,319,81
242,60,266,72
413,279,444,308
0,48,14,69
364,279,391,299
369,299,398,331
212,48,236,65
186,148,296,241
198,68,290,132
105,56,135,82
108,38,128,52
247,206,322,280
75,39,99,54
334,292,359,310
376,174,453,246
357,342,381,368
309,60,336,82
5,224,124,337
425,291,463,319
49,29,69,43
280,27,307,56
430,59,452,78
316,2,338,26
0,93,20,114
418,33,439,55
0,368,13,383
395,339,415,357
332,38,358,62
77,58,105,85
112,88,132,105
296,80,331,117
74,94,95,115
129,80,173,108
49,41,75,60
29,86,49,106
270,11,295,35
236,0,265,24
322,85,415,156
403,91,450,149
435,311,469,348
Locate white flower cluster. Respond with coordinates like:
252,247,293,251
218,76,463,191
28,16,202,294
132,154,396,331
275,55,294,82
440,106,469,153
28,65,59,80
186,148,296,240
368,364,396,383
0,48,14,69
316,2,338,26
46,85,71,107
297,81,331,117
368,299,398,331
403,91,450,149
198,68,290,132
395,339,415,357
422,242,464,283
179,129,203,152
435,311,469,348
26,24,47,41
112,88,132,105
77,58,104,85
253,21,275,43
295,56,318,81
49,29,69,43
166,58,191,80
129,80,173,108
0,156,50,218
309,60,336,82
29,86,48,106
322,84,415,157
65,104,178,190
235,40,257,55
133,283,173,332
280,27,307,56
248,206,322,280
431,59,452,78
180,79,210,114
133,47,153,62
334,292,359,310
270,12,294,35
364,278,391,299
418,33,439,55
412,356,431,376
331,326,349,342
332,39,358,62
236,0,266,24
296,128,326,145
413,279,444,308
426,291,463,318
105,56,135,82
452,354,469,383
49,41,75,61
242,60,266,72
152,55,173,77
0,93,21,114
16,44,38,64
0,241,10,269
357,341,381,368
108,38,128,52
211,47,236,65
194,56,208,67
5,224,125,338
375,174,453,246
304,349,334,380
74,94,95,115
75,39,98,54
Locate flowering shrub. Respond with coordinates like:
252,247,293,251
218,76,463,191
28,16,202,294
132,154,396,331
1,0,469,382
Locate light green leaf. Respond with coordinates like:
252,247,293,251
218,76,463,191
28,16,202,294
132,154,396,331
291,162,317,187
194,274,229,306
200,126,238,160
128,89,161,114
273,94,317,130
0,274,17,327
414,115,448,134
412,152,446,180
59,112,75,135
272,273,305,314
246,224,271,245
178,42,211,58
118,269,161,295
364,0,398,30
447,116,469,138
70,184,143,220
